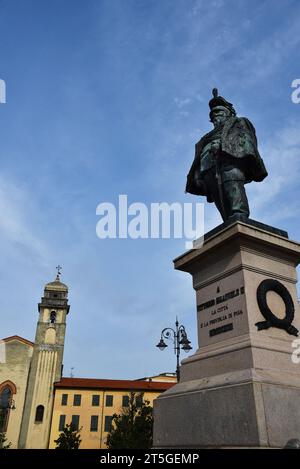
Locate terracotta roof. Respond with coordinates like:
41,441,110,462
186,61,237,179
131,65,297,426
2,335,34,347
55,377,174,391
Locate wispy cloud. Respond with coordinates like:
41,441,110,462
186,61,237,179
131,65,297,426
174,97,191,109
236,28,300,85
248,120,300,223
0,174,48,261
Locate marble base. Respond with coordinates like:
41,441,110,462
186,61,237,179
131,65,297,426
153,220,300,448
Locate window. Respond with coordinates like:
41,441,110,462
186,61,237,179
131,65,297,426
59,415,66,431
104,416,113,432
105,395,113,407
122,395,129,407
0,387,12,432
73,394,81,406
35,405,44,423
90,415,98,432
61,394,68,406
92,395,100,406
50,311,56,324
71,415,80,431
135,395,143,408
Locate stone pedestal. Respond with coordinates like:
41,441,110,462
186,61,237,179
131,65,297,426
153,220,300,448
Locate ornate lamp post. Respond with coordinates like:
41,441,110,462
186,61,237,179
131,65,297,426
156,318,192,381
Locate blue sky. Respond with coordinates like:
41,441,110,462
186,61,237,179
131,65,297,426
0,0,300,379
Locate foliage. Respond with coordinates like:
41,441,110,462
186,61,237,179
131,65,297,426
106,392,153,449
54,424,82,449
0,432,11,449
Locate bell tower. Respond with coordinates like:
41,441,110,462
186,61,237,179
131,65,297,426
18,268,70,449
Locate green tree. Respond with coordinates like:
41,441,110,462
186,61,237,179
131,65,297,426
0,432,11,449
106,392,153,449
54,424,82,449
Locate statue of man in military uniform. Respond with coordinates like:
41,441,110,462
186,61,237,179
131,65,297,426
186,89,268,221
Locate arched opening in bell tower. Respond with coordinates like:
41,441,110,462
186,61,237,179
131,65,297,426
50,311,57,324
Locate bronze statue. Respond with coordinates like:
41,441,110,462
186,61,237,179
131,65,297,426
186,89,268,221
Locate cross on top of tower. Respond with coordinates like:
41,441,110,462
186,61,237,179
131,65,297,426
56,265,62,280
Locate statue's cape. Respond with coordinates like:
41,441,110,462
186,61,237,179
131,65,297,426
186,117,268,197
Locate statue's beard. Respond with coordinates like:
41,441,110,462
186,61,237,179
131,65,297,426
213,116,228,128
213,120,223,128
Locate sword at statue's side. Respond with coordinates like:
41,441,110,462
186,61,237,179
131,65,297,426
215,148,226,221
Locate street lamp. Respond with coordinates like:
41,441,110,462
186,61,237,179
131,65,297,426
156,317,192,381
